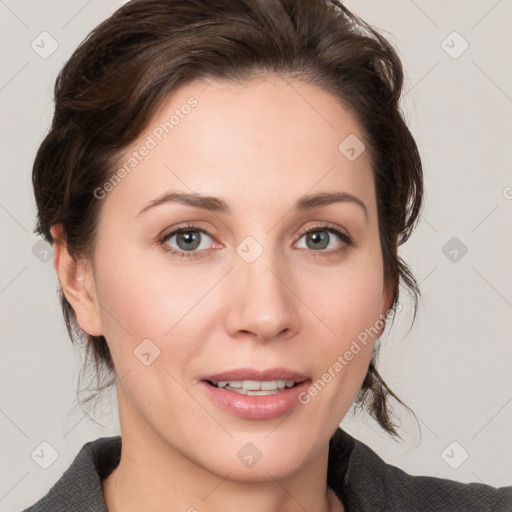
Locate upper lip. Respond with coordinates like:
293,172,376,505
201,367,309,383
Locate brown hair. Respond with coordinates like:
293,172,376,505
33,0,423,436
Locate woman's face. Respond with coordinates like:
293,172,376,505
78,75,391,479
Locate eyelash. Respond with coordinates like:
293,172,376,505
157,222,352,259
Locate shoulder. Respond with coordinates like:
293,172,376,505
328,428,512,511
20,436,121,512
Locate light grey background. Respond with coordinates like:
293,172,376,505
1,1,511,510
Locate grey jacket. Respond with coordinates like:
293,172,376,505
21,428,512,511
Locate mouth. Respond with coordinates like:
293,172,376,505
205,379,303,396
199,367,310,419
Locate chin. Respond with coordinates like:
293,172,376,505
210,453,309,483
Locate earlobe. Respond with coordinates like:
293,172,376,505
50,223,104,337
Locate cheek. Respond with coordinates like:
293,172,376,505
91,245,207,360
303,244,386,395
331,267,385,343
91,239,236,388
310,242,386,344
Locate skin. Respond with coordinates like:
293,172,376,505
52,75,392,512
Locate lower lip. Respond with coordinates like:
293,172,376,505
199,380,311,420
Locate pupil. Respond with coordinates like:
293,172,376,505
177,231,200,251
308,231,329,250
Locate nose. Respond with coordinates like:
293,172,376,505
224,244,301,343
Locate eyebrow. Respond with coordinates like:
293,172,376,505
137,190,368,219
294,191,368,219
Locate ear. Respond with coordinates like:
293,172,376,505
50,223,104,337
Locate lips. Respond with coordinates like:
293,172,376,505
199,367,311,419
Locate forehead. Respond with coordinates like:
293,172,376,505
103,75,375,216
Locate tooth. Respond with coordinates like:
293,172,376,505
286,380,295,388
242,380,261,391
260,381,278,391
228,381,242,388
217,381,228,388
277,379,287,389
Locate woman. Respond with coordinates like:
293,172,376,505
21,0,511,510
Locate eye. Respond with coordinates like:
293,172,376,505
295,225,351,253
159,225,216,257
